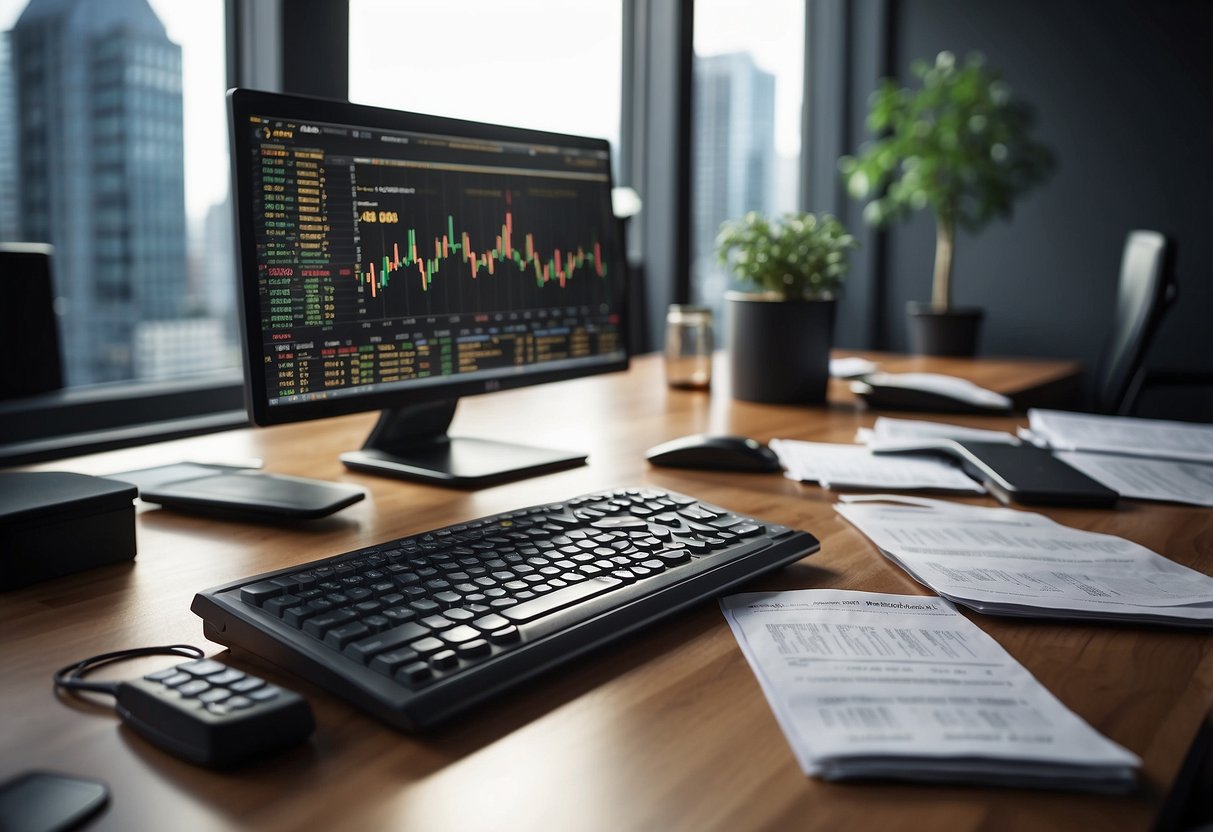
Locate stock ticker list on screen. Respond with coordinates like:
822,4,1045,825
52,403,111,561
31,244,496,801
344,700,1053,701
250,116,623,405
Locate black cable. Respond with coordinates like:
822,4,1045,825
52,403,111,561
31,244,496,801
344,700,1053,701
53,644,205,697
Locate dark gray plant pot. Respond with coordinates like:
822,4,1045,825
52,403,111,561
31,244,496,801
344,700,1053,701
907,302,984,357
726,292,836,403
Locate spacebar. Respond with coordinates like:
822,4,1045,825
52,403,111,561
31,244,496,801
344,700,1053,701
502,577,624,624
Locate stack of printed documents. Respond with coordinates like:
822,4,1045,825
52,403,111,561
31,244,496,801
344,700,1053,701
721,589,1139,791
770,438,984,493
836,495,1213,627
1023,410,1213,507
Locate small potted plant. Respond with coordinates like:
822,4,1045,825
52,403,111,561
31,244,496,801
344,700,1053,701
840,51,1054,356
716,211,857,403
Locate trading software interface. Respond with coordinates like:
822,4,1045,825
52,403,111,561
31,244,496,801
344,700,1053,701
245,112,625,408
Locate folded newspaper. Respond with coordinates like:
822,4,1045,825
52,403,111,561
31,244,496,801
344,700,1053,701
835,495,1213,627
721,589,1139,791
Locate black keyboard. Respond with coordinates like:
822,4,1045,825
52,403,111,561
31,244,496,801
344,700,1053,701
191,488,818,730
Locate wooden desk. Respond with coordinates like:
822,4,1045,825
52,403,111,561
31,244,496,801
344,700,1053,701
3,354,1209,832
830,350,1085,410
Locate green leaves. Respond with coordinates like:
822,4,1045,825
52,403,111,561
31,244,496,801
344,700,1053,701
839,51,1055,235
715,211,858,301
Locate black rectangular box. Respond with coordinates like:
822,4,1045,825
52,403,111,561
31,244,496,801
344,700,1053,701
1,472,137,590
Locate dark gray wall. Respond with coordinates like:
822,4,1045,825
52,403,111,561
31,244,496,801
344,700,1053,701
827,0,1213,419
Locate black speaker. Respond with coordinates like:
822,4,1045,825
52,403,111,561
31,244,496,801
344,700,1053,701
0,243,63,398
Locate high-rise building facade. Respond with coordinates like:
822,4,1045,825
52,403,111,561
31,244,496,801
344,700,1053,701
690,52,776,323
11,0,186,385
0,31,19,241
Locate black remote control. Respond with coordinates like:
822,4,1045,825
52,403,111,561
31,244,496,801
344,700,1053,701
114,658,314,767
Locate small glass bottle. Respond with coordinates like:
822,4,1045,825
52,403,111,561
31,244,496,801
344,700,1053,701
664,304,714,390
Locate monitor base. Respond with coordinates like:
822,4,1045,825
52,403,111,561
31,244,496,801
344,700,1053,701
340,402,586,487
340,440,586,487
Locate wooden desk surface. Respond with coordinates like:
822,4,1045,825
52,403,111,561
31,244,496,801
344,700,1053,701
3,353,1209,832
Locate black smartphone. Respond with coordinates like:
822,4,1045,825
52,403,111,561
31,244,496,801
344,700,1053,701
0,771,109,832
950,441,1119,507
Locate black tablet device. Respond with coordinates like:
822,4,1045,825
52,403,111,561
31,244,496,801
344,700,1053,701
874,440,1119,508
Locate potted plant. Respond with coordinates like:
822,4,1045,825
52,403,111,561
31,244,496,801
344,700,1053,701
840,51,1054,356
716,211,857,403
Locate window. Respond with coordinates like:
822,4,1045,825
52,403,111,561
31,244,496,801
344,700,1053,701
348,0,622,154
0,0,236,389
0,0,249,464
690,0,805,328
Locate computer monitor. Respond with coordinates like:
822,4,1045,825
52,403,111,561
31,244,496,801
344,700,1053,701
228,89,628,487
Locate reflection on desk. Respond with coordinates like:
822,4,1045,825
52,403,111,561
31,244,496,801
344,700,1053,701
3,353,1209,832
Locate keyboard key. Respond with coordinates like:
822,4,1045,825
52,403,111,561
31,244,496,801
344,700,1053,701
396,662,431,686
283,605,318,627
225,696,254,711
502,576,624,623
303,609,357,638
249,686,281,702
421,614,453,631
159,672,192,688
369,649,420,676
409,637,445,656
656,549,691,566
344,622,430,664
472,613,510,632
178,659,227,678
433,591,462,607
229,676,266,694
264,594,301,616
240,581,284,606
207,669,246,686
177,680,210,697
488,626,520,645
430,650,458,670
324,622,371,649
198,688,232,704
440,625,481,645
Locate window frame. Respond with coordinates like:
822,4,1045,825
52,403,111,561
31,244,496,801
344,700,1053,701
1,0,350,466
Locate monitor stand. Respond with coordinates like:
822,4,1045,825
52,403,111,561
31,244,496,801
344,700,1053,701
339,399,586,488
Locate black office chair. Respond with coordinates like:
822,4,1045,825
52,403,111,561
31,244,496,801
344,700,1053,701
0,243,65,400
1092,230,1177,415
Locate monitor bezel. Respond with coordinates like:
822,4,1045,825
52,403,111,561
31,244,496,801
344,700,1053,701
227,88,630,428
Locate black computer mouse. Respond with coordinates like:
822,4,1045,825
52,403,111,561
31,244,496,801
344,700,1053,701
645,434,782,472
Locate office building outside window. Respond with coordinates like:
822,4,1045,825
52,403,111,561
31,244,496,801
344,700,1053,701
0,0,234,388
691,0,805,333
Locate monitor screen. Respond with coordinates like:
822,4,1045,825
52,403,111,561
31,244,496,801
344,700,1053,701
228,89,628,486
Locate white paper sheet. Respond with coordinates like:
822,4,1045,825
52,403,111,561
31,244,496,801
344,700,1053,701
1055,452,1213,507
830,356,879,378
770,439,984,492
857,416,1019,446
1028,409,1213,463
720,588,1139,790
835,495,1213,626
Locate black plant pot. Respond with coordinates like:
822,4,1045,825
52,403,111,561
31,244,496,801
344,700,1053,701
726,293,836,403
906,302,984,357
